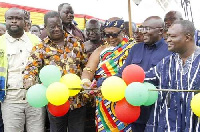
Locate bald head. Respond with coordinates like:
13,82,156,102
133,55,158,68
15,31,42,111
164,11,183,30
0,24,6,36
144,16,164,28
86,19,101,29
141,16,164,45
5,8,25,18
165,11,183,20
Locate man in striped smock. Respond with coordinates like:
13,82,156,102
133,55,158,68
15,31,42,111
145,20,200,131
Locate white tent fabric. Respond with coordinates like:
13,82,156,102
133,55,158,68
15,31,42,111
1,0,199,29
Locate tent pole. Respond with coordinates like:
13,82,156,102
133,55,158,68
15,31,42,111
128,0,133,38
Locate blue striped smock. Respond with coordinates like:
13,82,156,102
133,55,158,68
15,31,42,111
145,47,200,132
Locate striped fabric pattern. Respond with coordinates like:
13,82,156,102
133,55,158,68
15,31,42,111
145,47,200,132
96,38,133,78
95,38,135,132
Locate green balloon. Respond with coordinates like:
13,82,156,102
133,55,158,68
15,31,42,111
39,65,61,87
26,84,48,108
143,82,158,106
125,82,148,106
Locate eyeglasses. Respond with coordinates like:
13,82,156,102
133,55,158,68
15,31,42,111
138,26,162,32
104,30,122,38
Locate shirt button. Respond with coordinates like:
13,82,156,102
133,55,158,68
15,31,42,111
22,97,25,100
22,62,24,65
20,50,22,52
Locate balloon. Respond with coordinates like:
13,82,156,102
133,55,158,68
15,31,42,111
101,76,127,102
39,65,61,87
115,98,140,123
143,82,158,106
46,82,69,106
26,84,48,108
60,74,82,96
48,101,70,117
191,93,200,117
122,64,145,85
125,82,148,106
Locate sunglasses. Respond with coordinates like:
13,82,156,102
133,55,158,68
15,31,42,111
104,30,122,38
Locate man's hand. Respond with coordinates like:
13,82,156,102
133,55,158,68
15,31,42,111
23,78,36,89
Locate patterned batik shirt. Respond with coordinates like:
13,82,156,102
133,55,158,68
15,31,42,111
24,33,87,110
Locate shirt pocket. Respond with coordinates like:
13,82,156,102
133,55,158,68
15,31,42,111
131,58,142,64
7,49,18,57
7,50,19,65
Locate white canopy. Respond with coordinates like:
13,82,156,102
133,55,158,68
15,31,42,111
1,0,199,29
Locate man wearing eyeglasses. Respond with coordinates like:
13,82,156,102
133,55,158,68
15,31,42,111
133,25,144,43
117,16,171,132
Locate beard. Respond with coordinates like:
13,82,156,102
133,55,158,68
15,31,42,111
7,25,24,35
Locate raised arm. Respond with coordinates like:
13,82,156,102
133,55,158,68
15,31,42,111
81,46,105,84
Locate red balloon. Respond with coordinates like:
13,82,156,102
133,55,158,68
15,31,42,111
122,64,145,85
48,101,70,117
115,98,140,123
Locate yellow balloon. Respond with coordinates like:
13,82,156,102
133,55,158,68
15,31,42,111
60,74,82,96
101,76,127,102
46,82,69,106
191,93,200,117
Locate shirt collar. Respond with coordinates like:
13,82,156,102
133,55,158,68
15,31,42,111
44,32,71,43
144,38,165,49
5,31,27,43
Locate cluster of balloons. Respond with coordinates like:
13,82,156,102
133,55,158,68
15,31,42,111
101,64,158,123
191,93,200,117
26,65,82,117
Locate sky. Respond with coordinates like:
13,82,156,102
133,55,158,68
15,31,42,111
1,0,200,29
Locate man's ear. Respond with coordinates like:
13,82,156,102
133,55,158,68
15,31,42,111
185,33,192,41
158,28,164,35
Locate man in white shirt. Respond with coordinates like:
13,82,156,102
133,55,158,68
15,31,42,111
0,7,44,132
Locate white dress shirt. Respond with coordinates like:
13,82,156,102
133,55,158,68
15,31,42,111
4,32,40,103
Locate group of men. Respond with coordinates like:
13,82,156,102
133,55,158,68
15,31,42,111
0,2,200,132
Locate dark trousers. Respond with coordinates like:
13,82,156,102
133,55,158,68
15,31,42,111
48,106,86,132
0,104,3,132
84,104,96,132
131,123,146,132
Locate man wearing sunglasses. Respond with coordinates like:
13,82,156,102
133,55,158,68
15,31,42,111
81,17,136,131
117,16,171,132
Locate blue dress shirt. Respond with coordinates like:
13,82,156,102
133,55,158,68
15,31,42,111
117,38,171,131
